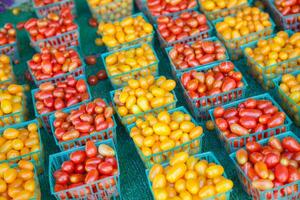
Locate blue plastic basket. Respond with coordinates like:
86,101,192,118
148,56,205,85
0,119,44,173
110,88,178,125
268,0,300,31
0,26,19,63
213,14,275,60
198,0,252,20
0,57,15,89
241,30,300,90
27,25,80,52
126,106,204,168
101,43,159,89
156,10,214,48
49,138,121,200
230,132,300,199
165,37,229,78
177,61,248,121
146,151,232,199
32,0,76,18
273,70,300,127
49,99,117,151
27,47,86,87
209,93,292,153
99,12,154,51
87,0,134,23
31,75,92,133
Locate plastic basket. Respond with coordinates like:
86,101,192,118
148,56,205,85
27,48,86,87
127,106,204,168
198,0,251,20
268,0,300,31
49,99,117,151
209,93,292,153
0,28,19,63
156,11,213,48
101,43,159,89
32,75,92,133
32,0,76,18
49,138,121,200
241,30,300,90
135,0,146,11
0,119,44,172
213,15,275,60
27,26,80,52
177,61,248,121
146,151,232,200
100,12,154,51
273,71,300,127
165,37,229,77
230,132,300,199
0,57,15,89
87,0,134,23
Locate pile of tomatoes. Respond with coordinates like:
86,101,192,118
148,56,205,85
33,76,90,115
0,160,38,199
213,98,286,139
200,0,247,12
235,135,300,196
279,73,300,103
28,46,83,82
157,11,209,43
53,141,118,198
24,8,77,42
168,39,227,70
275,0,300,16
149,152,233,199
0,55,13,84
52,98,114,144
0,23,16,46
147,0,197,17
180,62,244,105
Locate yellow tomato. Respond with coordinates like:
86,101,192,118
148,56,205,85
170,152,189,166
153,122,171,136
166,163,187,183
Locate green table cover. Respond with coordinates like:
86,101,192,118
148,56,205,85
0,0,299,199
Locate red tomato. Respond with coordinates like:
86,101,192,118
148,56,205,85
239,117,257,129
98,162,114,175
282,137,300,152
85,169,99,184
85,157,103,166
70,150,87,164
254,161,269,179
70,174,85,184
239,109,262,119
230,123,248,136
61,160,75,174
288,166,300,183
105,157,118,169
75,79,87,93
54,170,69,184
85,141,97,158
236,149,248,165
264,153,280,168
249,152,264,164
246,141,262,153
244,99,257,109
215,118,228,131
223,108,238,119
256,100,272,110
227,116,239,125
268,136,283,152
221,78,236,92
213,107,224,118
275,164,289,183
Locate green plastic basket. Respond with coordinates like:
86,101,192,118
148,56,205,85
213,14,275,60
241,30,300,90
0,24,19,63
209,93,292,153
273,70,300,127
165,36,229,78
177,61,248,121
230,131,300,199
32,0,76,18
49,138,121,200
126,106,204,168
101,43,159,89
0,119,44,173
49,99,117,151
87,0,134,23
99,12,154,51
146,151,232,199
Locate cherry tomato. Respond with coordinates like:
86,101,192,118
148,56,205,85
70,150,87,164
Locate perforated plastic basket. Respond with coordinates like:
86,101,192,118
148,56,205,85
49,138,121,200
32,75,92,133
209,93,292,153
127,106,204,168
156,10,213,48
49,99,117,151
0,119,44,172
273,70,300,127
146,151,232,199
242,30,300,90
32,0,76,18
0,25,19,63
230,132,300,199
27,47,85,87
0,57,15,89
177,61,248,121
165,37,229,77
87,0,134,22
101,43,159,89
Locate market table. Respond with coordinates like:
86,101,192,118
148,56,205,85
0,0,299,199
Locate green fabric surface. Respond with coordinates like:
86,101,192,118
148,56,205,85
0,0,299,199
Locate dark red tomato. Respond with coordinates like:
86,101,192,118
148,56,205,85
88,18,98,27
244,99,257,109
54,170,69,184
75,164,85,174
249,152,264,164
223,108,238,119
61,160,75,174
213,107,224,118
85,55,97,65
85,169,99,184
282,137,300,152
264,153,280,168
246,141,262,153
98,162,113,175
85,141,97,158
54,184,67,192
275,164,289,183
105,157,118,168
97,70,108,80
239,117,257,129
70,150,87,164
215,118,228,131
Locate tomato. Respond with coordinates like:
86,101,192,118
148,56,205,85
97,70,108,80
267,112,285,128
61,160,75,174
236,149,248,165
246,141,261,152
98,162,114,175
75,164,85,174
85,141,97,158
213,107,224,118
230,123,248,136
215,118,228,131
85,55,97,65
166,163,187,183
54,170,69,184
88,75,99,85
265,153,280,168
282,137,300,152
70,150,87,164
149,164,164,181
152,174,167,189
221,78,237,92
288,166,300,183
98,144,115,157
268,136,283,152
215,179,233,194
252,179,274,190
223,108,238,119
218,62,234,73
249,152,264,164
274,164,289,183
70,174,85,184
105,157,118,168
206,165,224,179
85,169,99,184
